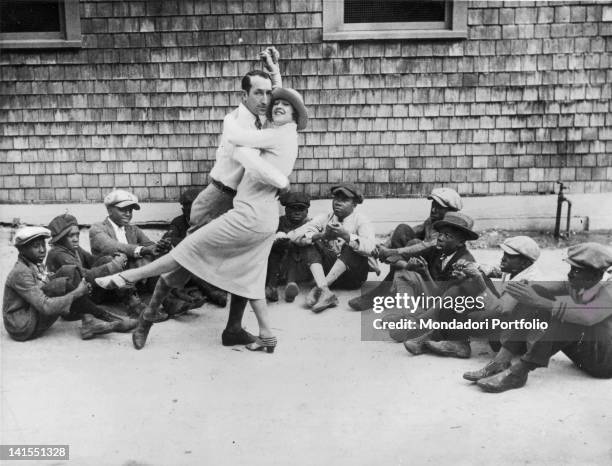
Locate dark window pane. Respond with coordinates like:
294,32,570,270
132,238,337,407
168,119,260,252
0,1,61,33
344,0,446,23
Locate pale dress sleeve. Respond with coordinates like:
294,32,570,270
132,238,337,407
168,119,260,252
232,146,288,189
224,117,290,188
269,67,282,89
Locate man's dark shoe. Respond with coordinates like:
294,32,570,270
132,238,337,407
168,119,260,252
132,318,153,350
222,328,256,346
477,366,529,393
425,340,472,359
463,360,511,382
284,282,299,303
265,285,279,302
80,315,115,340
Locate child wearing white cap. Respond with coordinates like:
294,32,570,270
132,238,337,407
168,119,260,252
427,236,542,361
90,189,171,263
3,227,135,341
474,242,612,392
89,189,173,315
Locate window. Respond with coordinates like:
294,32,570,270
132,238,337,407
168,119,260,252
323,0,467,41
0,0,81,49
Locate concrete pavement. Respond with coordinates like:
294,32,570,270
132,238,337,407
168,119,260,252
1,227,611,465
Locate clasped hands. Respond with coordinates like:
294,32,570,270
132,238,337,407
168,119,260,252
392,256,428,273
259,47,280,74
450,259,483,280
306,223,350,244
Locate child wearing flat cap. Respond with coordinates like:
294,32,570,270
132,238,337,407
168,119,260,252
472,242,612,393
3,227,135,341
289,184,377,313
90,189,171,311
45,213,146,320
265,191,312,303
378,187,463,260
350,187,463,311
90,189,171,264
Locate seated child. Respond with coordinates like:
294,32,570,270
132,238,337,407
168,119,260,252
290,184,377,313
46,213,127,289
90,189,171,313
349,187,463,311
3,227,136,341
265,191,312,303
161,188,202,247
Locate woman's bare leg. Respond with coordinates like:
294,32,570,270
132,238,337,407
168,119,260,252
249,299,274,338
120,254,181,283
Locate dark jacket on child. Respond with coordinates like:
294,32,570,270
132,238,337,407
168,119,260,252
46,244,122,282
3,256,74,341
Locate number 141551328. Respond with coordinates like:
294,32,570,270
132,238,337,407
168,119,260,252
1,445,69,460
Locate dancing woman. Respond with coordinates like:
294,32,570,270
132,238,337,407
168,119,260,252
96,88,308,353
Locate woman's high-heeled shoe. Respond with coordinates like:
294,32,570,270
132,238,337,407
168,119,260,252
95,273,134,290
246,336,277,354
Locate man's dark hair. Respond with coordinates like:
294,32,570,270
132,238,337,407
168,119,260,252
241,70,271,93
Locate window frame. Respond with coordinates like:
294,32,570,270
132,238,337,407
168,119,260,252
0,0,82,49
323,0,467,41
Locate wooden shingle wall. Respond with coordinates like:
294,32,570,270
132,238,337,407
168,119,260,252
0,0,611,203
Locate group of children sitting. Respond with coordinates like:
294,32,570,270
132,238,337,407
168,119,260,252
3,184,612,393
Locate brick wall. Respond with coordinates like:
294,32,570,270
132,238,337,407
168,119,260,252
0,0,611,203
